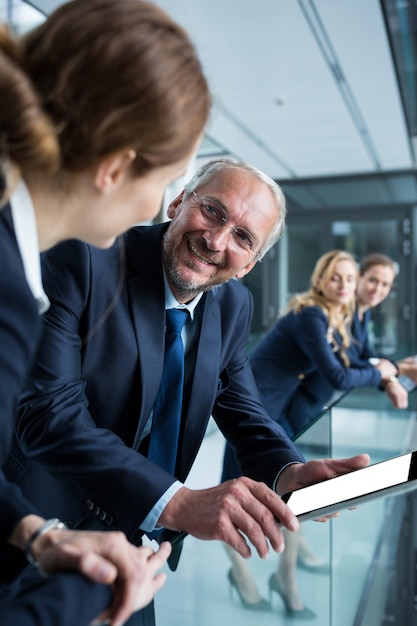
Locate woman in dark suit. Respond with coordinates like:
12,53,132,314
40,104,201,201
353,253,416,394
0,2,210,624
282,252,411,438
221,250,398,619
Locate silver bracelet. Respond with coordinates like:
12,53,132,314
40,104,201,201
25,518,68,567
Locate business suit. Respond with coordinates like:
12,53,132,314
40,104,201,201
222,304,382,481
0,205,40,542
0,204,112,626
349,308,375,362
250,306,381,434
282,308,380,442
0,573,111,626
4,222,302,553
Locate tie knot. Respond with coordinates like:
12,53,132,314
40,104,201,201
166,308,189,335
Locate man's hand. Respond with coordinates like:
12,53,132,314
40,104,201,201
275,454,370,500
158,478,300,560
10,516,171,626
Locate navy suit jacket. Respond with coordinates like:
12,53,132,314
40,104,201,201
5,223,303,544
0,573,111,626
0,205,40,541
349,309,375,362
248,306,382,439
284,308,383,438
0,205,113,624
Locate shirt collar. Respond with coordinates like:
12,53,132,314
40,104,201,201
162,267,203,320
9,179,50,314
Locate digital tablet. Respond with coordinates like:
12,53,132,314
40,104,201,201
282,450,417,522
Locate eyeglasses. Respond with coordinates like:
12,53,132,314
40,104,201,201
191,190,260,259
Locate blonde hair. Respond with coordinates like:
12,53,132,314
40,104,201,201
288,250,358,366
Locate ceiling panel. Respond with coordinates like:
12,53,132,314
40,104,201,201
150,0,414,180
11,0,417,209
282,170,417,212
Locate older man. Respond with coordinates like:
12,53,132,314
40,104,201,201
4,158,367,624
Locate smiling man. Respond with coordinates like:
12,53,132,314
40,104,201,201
3,158,369,626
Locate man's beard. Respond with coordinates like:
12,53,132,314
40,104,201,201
162,234,226,302
163,257,225,301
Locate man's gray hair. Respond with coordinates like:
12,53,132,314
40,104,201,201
183,158,286,260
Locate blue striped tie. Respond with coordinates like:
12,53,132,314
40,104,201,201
148,308,189,474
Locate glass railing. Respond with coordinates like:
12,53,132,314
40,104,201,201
153,387,417,625
326,387,417,626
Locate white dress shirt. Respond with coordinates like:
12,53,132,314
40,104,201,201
9,179,49,314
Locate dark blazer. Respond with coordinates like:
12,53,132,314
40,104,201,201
250,306,382,439
282,308,381,439
222,305,382,480
5,223,303,545
349,308,375,363
0,205,113,624
0,205,41,542
1,573,111,626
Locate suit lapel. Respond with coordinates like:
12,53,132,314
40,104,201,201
125,226,167,447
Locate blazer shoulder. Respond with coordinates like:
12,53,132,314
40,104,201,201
213,278,252,304
42,238,122,301
296,305,328,324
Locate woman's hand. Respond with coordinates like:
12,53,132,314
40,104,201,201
10,516,171,626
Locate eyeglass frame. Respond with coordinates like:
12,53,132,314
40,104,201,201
189,190,262,260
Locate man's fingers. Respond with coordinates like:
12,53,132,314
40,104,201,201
223,523,253,558
221,479,299,557
249,479,299,530
329,453,370,475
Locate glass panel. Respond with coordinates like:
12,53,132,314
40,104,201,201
154,412,333,625
242,259,264,350
153,391,416,625
286,223,323,301
330,387,416,625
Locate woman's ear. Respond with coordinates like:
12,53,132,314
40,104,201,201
94,149,137,193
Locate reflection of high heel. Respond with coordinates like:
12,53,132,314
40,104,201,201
227,569,271,611
268,574,316,619
297,557,329,574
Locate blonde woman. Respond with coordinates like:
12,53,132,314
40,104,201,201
354,253,415,396
221,250,396,618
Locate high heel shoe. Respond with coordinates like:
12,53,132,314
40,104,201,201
227,569,271,611
268,574,316,619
